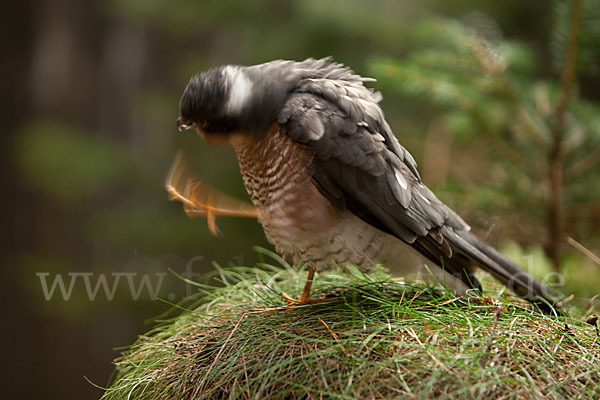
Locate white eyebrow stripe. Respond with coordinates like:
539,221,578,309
224,66,253,115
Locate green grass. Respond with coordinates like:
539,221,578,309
101,250,600,399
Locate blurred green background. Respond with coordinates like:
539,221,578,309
3,1,600,399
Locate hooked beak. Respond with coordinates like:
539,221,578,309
177,117,192,132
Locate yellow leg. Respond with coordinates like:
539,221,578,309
165,151,258,236
299,267,316,303
282,267,327,304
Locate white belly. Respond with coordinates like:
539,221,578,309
261,208,470,295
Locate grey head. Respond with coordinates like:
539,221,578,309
177,63,298,140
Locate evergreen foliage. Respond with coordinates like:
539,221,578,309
370,2,600,272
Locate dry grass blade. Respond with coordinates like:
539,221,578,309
567,237,600,266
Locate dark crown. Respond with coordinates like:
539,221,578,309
178,67,230,132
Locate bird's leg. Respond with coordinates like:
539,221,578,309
165,151,258,236
282,266,327,304
299,267,316,303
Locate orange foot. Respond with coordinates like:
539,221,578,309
281,292,328,305
280,267,328,305
165,151,258,235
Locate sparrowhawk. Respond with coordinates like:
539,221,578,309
168,57,559,308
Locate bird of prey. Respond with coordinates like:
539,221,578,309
168,57,559,308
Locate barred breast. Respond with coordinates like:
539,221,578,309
231,126,439,280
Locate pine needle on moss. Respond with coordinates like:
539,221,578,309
101,255,600,399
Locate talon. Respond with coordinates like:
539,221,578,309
165,151,258,236
281,293,298,304
281,292,327,305
279,267,327,305
206,209,221,237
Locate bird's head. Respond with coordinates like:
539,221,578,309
177,63,292,143
177,66,244,142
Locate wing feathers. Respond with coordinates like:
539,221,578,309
276,59,559,306
386,168,411,208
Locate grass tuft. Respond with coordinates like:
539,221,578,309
101,253,600,399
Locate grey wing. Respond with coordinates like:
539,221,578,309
277,86,480,290
278,73,560,306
